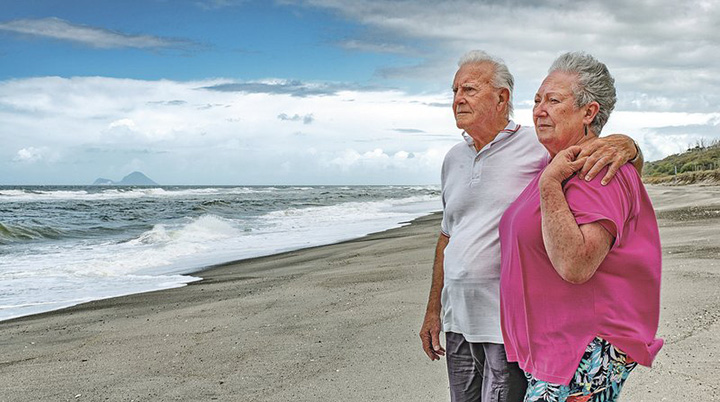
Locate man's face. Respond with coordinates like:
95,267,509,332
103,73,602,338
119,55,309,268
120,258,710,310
452,63,502,133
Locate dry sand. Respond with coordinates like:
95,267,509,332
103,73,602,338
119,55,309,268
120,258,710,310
622,185,720,402
0,185,719,401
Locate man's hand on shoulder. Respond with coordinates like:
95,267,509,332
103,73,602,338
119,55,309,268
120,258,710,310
578,134,641,185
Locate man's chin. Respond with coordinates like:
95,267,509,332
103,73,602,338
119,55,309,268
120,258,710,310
455,117,470,130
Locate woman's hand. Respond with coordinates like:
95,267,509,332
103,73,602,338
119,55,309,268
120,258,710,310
541,145,588,185
539,145,614,285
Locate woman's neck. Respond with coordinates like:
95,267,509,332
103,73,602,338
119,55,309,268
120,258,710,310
548,132,598,158
577,130,598,146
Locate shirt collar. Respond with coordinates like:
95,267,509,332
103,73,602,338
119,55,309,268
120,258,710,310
462,120,521,149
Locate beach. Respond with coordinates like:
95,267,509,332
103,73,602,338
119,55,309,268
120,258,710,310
1,185,719,401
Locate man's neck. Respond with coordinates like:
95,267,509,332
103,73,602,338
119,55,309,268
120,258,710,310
466,118,510,151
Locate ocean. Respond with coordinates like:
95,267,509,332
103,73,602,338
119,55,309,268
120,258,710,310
0,185,441,322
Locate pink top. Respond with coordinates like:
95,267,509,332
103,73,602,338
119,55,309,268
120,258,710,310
499,164,663,385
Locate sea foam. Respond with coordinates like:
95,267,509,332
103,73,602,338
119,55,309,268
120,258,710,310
0,185,441,321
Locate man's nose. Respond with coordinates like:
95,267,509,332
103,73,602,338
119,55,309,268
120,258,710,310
533,102,546,117
453,93,465,107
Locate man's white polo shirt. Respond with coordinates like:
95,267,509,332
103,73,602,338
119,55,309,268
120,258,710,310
440,121,547,343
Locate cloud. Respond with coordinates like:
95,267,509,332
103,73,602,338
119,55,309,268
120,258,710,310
147,100,187,106
2,74,716,184
337,39,411,54
0,75,454,184
590,110,720,162
416,101,452,108
108,118,137,130
104,117,179,143
13,147,52,163
202,79,381,97
0,18,197,50
83,147,168,155
278,113,315,124
641,117,720,157
285,0,720,113
652,122,720,137
325,147,441,173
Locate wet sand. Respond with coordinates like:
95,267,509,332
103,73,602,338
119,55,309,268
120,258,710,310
1,185,719,401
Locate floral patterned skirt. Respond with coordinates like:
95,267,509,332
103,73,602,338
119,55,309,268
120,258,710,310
524,337,637,402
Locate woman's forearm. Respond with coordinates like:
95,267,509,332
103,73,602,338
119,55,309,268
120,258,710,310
539,176,612,284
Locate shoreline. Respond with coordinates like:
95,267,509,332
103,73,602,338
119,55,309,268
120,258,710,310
0,211,440,326
0,203,441,324
0,184,441,324
0,212,450,401
1,186,719,401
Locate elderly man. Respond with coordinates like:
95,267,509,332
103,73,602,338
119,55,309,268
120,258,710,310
419,50,642,402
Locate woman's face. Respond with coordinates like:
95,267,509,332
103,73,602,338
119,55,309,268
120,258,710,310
533,71,595,156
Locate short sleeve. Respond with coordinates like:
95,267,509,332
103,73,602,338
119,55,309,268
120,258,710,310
440,154,451,237
563,165,637,249
440,191,450,237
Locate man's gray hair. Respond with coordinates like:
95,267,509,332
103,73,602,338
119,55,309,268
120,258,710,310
548,52,617,134
458,50,514,118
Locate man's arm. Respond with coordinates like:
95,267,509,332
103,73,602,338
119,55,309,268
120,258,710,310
629,140,644,174
578,134,643,185
419,232,449,361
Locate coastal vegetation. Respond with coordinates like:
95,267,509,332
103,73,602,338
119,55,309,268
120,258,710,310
643,139,720,185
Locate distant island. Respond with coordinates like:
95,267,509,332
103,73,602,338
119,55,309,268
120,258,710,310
93,171,159,186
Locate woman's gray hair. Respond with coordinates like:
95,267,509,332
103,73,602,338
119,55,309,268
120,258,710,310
548,52,616,134
458,50,514,118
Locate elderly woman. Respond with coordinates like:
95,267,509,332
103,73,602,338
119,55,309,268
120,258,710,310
499,52,663,402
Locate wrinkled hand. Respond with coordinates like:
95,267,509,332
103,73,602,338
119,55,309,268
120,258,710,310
577,134,637,185
542,146,587,185
419,312,445,360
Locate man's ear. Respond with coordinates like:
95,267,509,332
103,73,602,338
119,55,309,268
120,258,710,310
497,88,510,110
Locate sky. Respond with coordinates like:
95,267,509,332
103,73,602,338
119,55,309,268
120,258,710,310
1,0,718,185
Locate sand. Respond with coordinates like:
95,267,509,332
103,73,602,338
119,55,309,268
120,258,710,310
0,185,719,401
621,185,720,402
